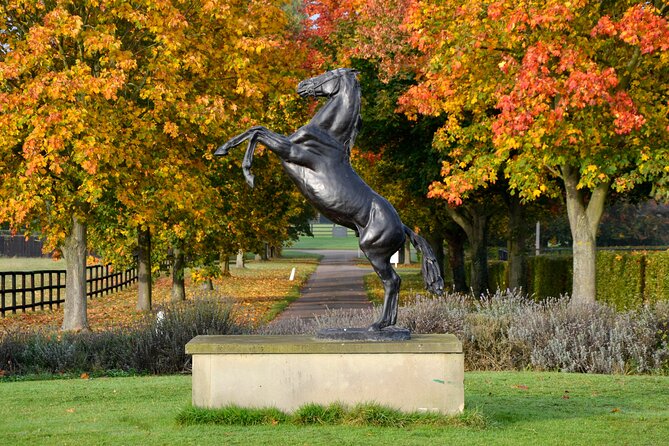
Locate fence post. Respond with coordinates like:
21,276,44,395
11,274,17,314
47,271,53,310
56,272,61,309
1,274,5,317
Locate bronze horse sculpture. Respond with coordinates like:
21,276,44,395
215,68,443,331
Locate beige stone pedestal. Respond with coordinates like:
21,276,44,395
185,334,464,414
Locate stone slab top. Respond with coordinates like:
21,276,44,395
185,333,462,355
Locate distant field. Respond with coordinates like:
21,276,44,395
0,257,66,272
288,237,360,250
289,223,360,250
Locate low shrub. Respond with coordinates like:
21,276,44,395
0,293,245,377
3,290,668,377
507,300,669,373
257,290,669,374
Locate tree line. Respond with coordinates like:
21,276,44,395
1,1,667,331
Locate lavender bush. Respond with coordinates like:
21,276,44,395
258,290,669,374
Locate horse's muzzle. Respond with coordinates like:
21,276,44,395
296,80,312,98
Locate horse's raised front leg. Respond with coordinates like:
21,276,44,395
242,133,258,188
214,126,263,156
215,126,294,188
215,126,292,159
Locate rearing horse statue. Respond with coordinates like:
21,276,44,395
215,68,444,331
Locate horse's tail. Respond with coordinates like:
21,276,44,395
403,225,444,296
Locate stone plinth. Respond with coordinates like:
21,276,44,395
185,334,464,414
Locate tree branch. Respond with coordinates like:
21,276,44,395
445,206,471,239
56,37,70,70
618,46,641,91
586,180,610,234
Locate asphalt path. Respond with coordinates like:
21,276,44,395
275,249,373,321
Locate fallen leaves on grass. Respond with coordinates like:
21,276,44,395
0,261,316,333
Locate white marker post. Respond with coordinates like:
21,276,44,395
289,267,296,281
390,251,400,268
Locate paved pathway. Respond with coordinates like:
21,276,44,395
275,250,373,321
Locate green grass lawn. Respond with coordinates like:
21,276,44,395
288,223,361,250
1,372,667,445
0,257,66,272
288,236,361,250
364,268,428,305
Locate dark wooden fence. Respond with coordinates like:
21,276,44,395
0,233,47,258
1,265,137,316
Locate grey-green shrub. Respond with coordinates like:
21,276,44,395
258,289,669,374
0,293,243,376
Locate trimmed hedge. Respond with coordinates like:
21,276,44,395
596,251,645,310
645,251,669,304
525,255,572,300
478,249,668,307
487,260,508,293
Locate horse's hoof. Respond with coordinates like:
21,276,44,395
368,321,388,332
245,174,255,189
214,144,229,156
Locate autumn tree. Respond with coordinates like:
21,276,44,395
398,0,669,303
0,0,308,329
302,0,505,294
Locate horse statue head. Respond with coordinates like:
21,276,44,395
297,68,362,155
297,68,359,99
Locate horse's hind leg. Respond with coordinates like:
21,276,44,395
366,251,401,331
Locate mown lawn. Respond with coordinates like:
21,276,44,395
289,236,360,250
1,371,667,445
0,257,66,272
364,267,427,305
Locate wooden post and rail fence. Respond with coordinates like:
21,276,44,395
0,265,138,317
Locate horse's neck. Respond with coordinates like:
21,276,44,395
311,80,360,153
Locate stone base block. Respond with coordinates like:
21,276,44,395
185,334,464,414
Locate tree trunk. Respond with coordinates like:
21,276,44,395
562,165,609,305
469,222,489,297
61,216,89,332
171,242,186,302
507,197,528,289
448,206,490,297
221,253,231,276
236,250,245,268
404,240,411,265
444,227,468,293
137,227,152,311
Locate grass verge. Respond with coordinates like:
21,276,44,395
364,267,427,305
0,372,667,445
0,257,66,272
177,403,486,428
